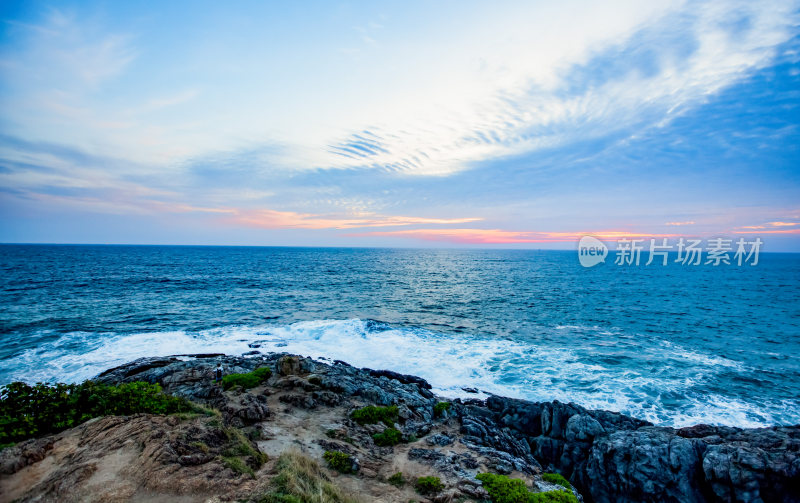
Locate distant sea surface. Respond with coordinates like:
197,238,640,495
1,244,798,428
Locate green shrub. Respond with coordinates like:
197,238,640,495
415,476,444,495
388,472,405,487
541,472,572,490
433,401,451,418
0,380,194,444
323,450,355,474
221,367,272,390
350,405,398,426
476,473,578,503
476,473,530,503
530,491,578,503
372,427,402,446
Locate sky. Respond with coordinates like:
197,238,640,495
0,0,799,250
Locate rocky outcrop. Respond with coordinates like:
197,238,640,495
0,414,262,502
4,353,798,503
455,395,800,503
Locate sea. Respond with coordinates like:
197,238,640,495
1,244,798,428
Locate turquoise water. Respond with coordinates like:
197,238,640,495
1,244,798,427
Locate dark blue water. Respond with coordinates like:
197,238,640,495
1,244,798,427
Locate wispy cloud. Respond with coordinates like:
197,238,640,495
230,210,481,230
1,2,798,248
353,228,681,245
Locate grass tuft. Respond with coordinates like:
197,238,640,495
224,455,255,477
256,451,360,503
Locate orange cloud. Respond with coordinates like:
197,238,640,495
228,209,482,230
766,221,800,227
352,228,680,244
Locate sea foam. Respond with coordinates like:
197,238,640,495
1,318,797,428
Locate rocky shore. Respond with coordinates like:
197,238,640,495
1,353,798,502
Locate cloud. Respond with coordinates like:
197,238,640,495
229,210,481,230
666,221,696,226
352,228,680,245
314,1,800,176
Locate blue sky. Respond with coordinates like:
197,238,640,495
1,0,799,249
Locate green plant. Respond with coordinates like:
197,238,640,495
323,450,356,474
325,428,355,444
541,473,572,490
221,367,272,390
308,376,323,386
350,405,398,426
388,472,405,487
476,473,578,503
191,441,210,453
476,473,530,503
0,380,194,444
223,426,268,465
223,455,255,477
433,401,451,418
415,476,444,495
372,427,402,446
530,492,578,503
257,451,359,503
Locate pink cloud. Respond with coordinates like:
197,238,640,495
227,209,482,230
732,228,800,235
351,228,681,244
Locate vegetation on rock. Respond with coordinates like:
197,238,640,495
222,367,273,390
350,404,398,426
415,476,444,495
372,427,402,446
257,451,360,503
323,450,356,474
541,472,572,490
0,380,193,445
433,401,451,418
477,473,578,503
387,472,405,487
223,425,268,473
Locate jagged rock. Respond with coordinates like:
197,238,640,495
0,437,54,475
222,393,270,424
279,393,317,409
276,355,302,376
426,433,454,446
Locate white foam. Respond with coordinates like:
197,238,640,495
2,319,797,428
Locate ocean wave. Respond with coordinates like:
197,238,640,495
1,318,797,428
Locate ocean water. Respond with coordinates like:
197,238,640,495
0,244,798,428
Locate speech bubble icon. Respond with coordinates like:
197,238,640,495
578,235,608,268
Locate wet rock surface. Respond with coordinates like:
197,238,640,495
3,353,798,502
